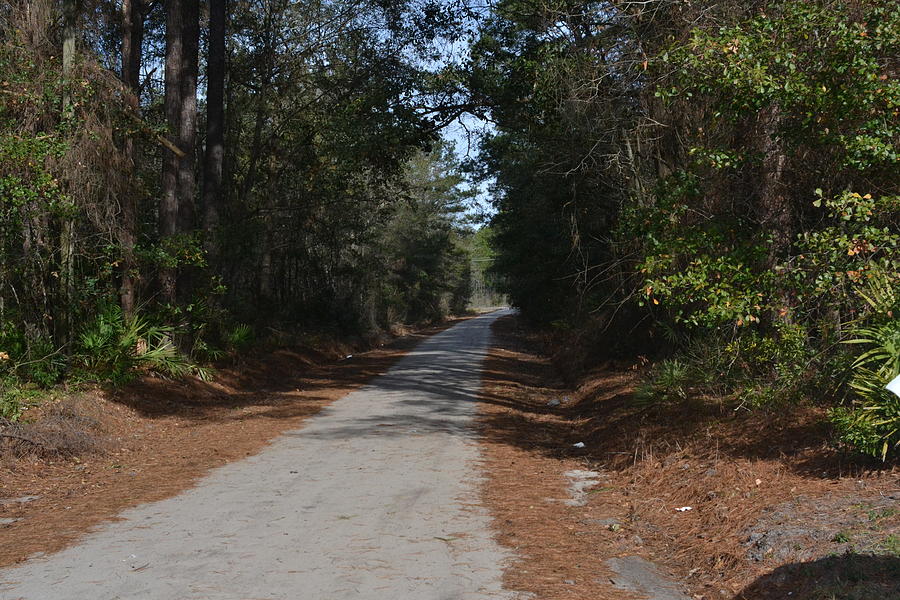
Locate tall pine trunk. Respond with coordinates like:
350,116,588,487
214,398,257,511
177,0,199,236
160,0,183,304
754,104,793,324
58,0,78,343
756,104,792,259
120,0,144,316
202,0,226,261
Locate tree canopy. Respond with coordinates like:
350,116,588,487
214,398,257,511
1,0,898,457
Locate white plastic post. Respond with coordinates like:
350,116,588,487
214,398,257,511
887,375,900,399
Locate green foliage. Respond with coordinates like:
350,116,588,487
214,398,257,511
475,0,900,461
659,1,900,171
224,324,254,354
627,183,900,333
608,1,900,457
629,185,898,413
377,142,474,324
0,1,139,371
848,323,900,382
467,226,507,308
633,359,690,409
73,305,200,384
828,269,900,459
0,378,48,422
140,233,208,270
0,321,66,389
624,171,775,329
470,0,631,325
1,381,27,421
212,0,470,334
636,321,815,409
832,531,852,544
20,338,67,388
3,0,898,469
1,0,476,399
640,1,899,324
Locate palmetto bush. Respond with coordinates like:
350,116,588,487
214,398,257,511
832,274,900,460
74,304,202,384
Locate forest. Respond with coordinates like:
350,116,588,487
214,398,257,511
1,0,899,460
0,0,484,406
474,0,900,459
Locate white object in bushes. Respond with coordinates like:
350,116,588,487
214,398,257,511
887,374,900,399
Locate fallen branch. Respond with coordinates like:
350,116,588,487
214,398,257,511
123,111,186,158
0,433,45,448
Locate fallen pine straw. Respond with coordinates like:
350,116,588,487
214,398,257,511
0,318,469,567
478,315,900,600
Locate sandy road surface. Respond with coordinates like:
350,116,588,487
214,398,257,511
0,310,519,600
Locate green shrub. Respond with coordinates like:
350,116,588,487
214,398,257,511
225,323,254,353
0,378,43,421
0,321,66,388
637,322,816,410
830,400,898,460
832,320,900,460
19,336,67,388
831,273,900,459
634,359,691,408
0,382,23,421
74,304,200,384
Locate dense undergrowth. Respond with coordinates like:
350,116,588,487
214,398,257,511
476,0,900,458
0,0,497,420
1,0,896,461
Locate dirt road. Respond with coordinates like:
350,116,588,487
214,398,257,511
0,310,519,600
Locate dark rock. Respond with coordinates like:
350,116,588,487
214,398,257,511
605,556,691,600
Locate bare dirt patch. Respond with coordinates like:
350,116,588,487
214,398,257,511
0,319,466,567
479,315,900,600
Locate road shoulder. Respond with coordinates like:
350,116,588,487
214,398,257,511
477,314,900,600
0,319,465,567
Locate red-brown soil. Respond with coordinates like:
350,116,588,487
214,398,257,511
0,320,466,567
478,315,900,600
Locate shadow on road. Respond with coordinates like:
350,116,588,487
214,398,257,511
110,322,462,422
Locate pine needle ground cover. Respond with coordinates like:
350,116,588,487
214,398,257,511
479,315,900,600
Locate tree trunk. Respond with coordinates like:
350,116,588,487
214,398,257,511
755,104,792,261
59,0,79,344
120,0,144,316
62,0,77,95
122,0,143,90
754,103,793,323
202,0,226,260
177,0,199,236
173,0,200,304
160,0,183,304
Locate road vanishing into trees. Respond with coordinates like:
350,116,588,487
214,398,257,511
0,310,521,600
